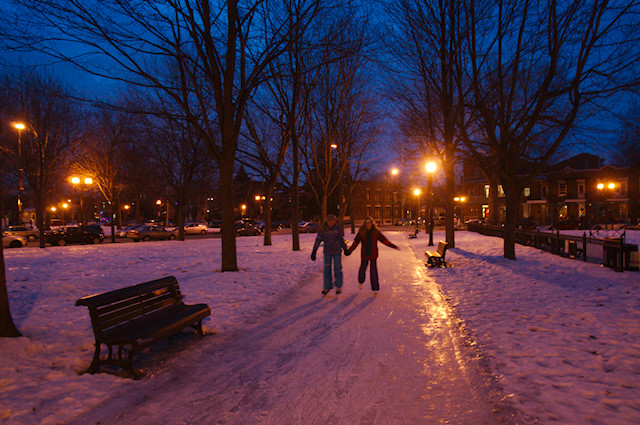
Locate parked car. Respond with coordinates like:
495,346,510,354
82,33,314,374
117,224,144,238
126,225,178,242
236,222,261,236
3,225,38,242
184,222,208,235
258,221,281,232
299,221,319,233
45,226,104,246
549,218,583,230
518,217,537,230
2,233,28,248
208,220,221,233
50,218,66,227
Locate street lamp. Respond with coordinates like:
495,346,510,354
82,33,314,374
13,123,26,223
390,168,399,225
413,188,421,234
454,196,467,227
71,176,93,225
426,161,437,246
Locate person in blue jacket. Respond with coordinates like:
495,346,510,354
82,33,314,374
311,214,349,295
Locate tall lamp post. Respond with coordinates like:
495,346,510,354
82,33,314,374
71,177,93,225
13,123,26,224
413,188,421,234
454,196,467,227
426,161,437,246
390,168,399,226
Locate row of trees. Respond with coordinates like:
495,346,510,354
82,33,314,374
382,0,640,256
1,0,639,337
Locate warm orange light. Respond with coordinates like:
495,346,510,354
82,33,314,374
608,182,615,190
255,195,261,201
241,204,247,210
50,207,56,212
14,123,26,130
84,177,92,185
454,197,460,202
123,205,130,210
460,197,466,202
62,203,68,209
330,144,338,149
156,199,162,205
71,177,80,184
413,188,421,196
426,161,437,174
391,168,399,176
597,183,604,190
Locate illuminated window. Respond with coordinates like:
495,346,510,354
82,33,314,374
523,187,531,198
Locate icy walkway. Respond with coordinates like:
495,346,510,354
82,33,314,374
71,236,518,424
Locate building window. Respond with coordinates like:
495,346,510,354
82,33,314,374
498,185,505,197
366,189,370,201
542,184,548,198
558,183,567,197
484,185,490,198
366,207,371,217
374,207,381,218
375,190,381,202
385,207,391,217
578,181,585,198
559,205,568,219
523,187,531,198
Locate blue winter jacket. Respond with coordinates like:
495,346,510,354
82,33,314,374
311,223,348,256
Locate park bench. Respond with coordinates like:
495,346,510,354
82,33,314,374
425,240,449,267
408,230,418,239
75,276,211,379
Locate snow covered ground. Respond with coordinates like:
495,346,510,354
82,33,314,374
1,229,639,424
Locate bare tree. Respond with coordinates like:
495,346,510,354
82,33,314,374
136,100,210,241
73,108,134,242
458,0,640,259
2,0,317,271
5,70,80,248
383,0,467,248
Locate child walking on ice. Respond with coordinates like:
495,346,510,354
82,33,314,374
310,214,349,296
346,217,398,294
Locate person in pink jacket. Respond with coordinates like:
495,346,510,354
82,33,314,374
346,217,398,293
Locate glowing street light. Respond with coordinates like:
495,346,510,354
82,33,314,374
389,168,400,225
425,161,437,245
71,176,93,224
12,123,26,223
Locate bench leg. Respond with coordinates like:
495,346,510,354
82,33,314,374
86,341,103,374
190,320,206,337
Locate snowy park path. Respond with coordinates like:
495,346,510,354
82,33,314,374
71,236,518,425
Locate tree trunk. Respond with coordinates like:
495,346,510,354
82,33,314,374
502,179,521,260
36,201,46,249
219,159,238,271
262,192,273,246
488,175,500,225
110,202,116,243
0,243,21,337
444,147,456,248
291,130,300,251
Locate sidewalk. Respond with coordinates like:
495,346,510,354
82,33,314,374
69,233,519,424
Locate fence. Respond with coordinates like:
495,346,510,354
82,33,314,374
467,223,639,272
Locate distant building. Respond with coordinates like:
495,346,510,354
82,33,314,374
456,153,640,226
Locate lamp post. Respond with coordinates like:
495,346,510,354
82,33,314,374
426,161,437,246
390,168,399,226
13,123,26,223
72,177,93,225
454,196,466,227
413,188,421,234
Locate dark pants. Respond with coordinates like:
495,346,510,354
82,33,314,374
358,259,379,291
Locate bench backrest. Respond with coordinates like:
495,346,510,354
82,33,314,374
437,241,448,255
76,276,183,336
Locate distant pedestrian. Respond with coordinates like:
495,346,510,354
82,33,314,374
311,214,349,296
346,217,399,294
